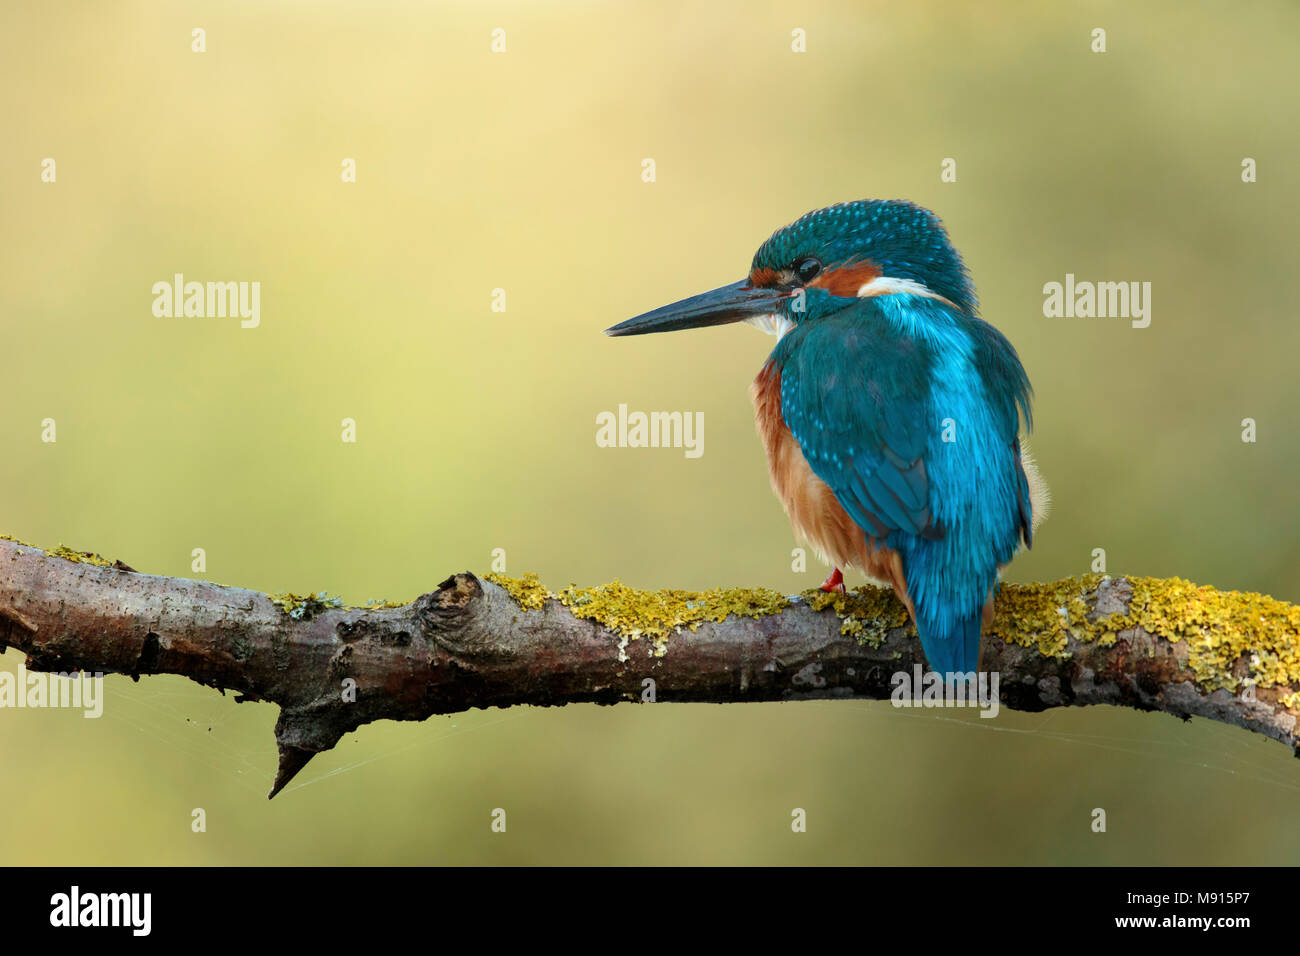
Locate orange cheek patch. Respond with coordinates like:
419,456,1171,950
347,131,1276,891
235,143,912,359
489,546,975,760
749,267,780,287
810,260,881,296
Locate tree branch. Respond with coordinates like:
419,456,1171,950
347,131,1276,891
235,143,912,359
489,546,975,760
1,537,1297,798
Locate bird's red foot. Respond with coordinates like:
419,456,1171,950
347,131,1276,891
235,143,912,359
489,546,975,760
819,568,846,594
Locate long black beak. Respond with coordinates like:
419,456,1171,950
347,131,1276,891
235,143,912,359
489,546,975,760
604,279,788,337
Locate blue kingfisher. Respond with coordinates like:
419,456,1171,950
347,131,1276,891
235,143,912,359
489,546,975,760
605,199,1048,673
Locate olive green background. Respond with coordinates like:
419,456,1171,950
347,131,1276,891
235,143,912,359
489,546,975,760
2,0,1298,864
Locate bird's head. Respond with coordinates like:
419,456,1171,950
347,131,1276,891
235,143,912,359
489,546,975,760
605,199,975,339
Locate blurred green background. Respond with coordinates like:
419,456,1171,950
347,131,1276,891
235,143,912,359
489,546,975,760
3,0,1299,865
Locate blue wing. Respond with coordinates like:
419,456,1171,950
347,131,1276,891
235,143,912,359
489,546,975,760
967,317,1036,550
775,307,942,545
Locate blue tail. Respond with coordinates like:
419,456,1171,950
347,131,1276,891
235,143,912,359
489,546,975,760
916,608,983,674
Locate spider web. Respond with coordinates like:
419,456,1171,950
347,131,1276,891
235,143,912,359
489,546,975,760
95,673,534,798
805,697,1300,794
85,667,1300,800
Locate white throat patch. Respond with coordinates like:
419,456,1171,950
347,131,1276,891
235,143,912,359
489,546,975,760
745,313,796,339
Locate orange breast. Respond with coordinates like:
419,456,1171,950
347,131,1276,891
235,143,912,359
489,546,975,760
750,360,916,622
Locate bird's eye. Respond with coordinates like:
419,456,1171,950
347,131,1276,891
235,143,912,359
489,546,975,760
795,257,822,283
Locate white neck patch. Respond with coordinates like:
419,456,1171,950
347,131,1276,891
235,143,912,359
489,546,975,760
858,275,961,310
857,275,936,298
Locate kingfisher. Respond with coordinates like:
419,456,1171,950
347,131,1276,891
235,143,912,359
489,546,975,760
605,200,1048,674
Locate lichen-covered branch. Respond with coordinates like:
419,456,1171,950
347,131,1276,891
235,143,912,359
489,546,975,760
1,536,1298,798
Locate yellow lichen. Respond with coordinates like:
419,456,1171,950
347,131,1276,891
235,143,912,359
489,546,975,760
987,574,1104,660
1096,576,1300,695
45,544,117,568
800,584,911,647
485,572,551,610
268,591,343,620
991,575,1300,698
486,573,790,658
558,580,790,658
